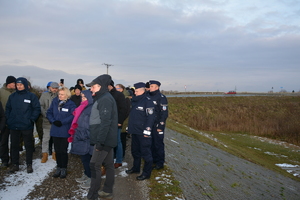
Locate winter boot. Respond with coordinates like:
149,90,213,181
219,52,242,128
81,178,91,189
27,164,33,173
52,167,61,178
10,164,19,173
60,168,67,179
41,153,48,163
76,174,89,183
52,152,56,161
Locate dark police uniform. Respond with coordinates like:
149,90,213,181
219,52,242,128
127,86,156,178
148,80,168,169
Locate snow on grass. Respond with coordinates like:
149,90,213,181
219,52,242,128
0,156,56,200
264,151,288,158
275,163,299,168
275,163,300,177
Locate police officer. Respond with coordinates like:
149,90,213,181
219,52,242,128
148,80,168,170
126,82,156,180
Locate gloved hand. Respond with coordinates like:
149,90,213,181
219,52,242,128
53,120,62,127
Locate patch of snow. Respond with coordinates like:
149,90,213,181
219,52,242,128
170,139,179,144
0,157,56,200
264,152,288,158
275,163,299,168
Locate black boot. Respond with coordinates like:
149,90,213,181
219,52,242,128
27,164,33,173
10,164,19,173
52,167,61,178
60,168,67,179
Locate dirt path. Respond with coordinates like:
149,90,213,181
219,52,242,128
0,138,149,200
1,128,300,200
164,128,300,200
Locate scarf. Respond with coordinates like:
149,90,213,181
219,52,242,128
58,100,67,111
68,100,88,143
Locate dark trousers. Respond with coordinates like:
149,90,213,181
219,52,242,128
121,132,127,157
131,134,153,177
0,126,10,163
151,128,165,167
88,147,114,199
53,137,69,168
81,153,92,178
10,129,34,165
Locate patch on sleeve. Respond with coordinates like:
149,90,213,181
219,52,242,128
146,107,154,115
161,104,168,111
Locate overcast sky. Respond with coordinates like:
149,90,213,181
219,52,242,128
1,0,299,92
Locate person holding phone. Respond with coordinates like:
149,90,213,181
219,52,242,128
59,79,64,87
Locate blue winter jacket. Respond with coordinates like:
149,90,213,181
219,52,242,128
47,97,76,138
128,92,156,135
5,77,41,130
70,90,94,155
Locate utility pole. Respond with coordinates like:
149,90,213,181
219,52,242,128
102,63,113,74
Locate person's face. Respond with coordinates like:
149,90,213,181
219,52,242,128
81,93,87,102
58,90,67,100
149,84,159,92
75,88,81,96
16,83,25,91
107,85,113,91
115,85,123,92
49,87,58,94
6,82,16,89
90,84,101,94
135,88,145,96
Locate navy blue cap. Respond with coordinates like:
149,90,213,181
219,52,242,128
134,82,146,89
149,80,161,86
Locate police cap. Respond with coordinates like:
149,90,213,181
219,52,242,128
134,82,146,89
149,80,161,86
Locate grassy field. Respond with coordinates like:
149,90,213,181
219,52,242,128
166,96,300,181
168,96,300,146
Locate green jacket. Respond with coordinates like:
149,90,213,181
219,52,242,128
0,84,15,111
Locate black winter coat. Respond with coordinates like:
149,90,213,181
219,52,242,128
110,87,127,126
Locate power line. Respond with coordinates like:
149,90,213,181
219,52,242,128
102,63,113,74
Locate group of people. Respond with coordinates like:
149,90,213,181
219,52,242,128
0,74,168,200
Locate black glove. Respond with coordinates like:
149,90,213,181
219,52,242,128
53,120,62,127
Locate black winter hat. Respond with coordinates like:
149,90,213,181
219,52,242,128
145,82,150,88
6,76,16,85
74,84,82,91
77,79,84,85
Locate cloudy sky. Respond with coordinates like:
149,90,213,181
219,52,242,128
1,0,299,92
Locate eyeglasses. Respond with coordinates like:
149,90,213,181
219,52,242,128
116,88,121,90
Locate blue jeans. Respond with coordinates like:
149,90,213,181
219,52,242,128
115,128,123,163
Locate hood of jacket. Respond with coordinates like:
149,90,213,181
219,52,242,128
91,74,111,97
82,90,93,105
16,77,29,92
